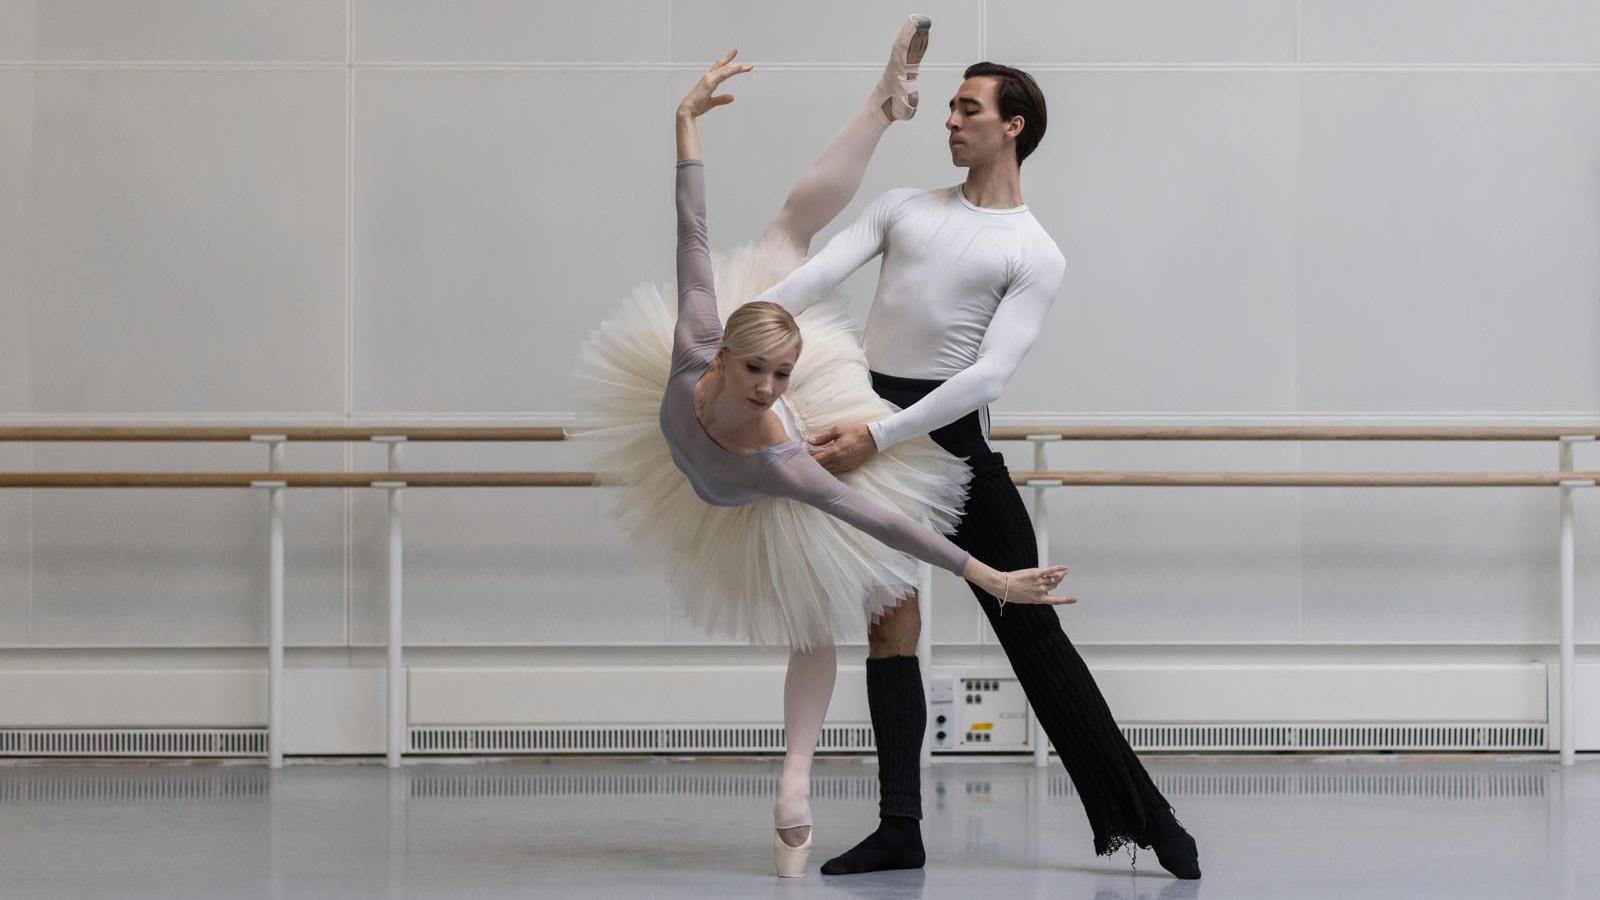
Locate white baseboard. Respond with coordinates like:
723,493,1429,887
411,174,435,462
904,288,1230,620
0,662,1567,757
401,663,1547,726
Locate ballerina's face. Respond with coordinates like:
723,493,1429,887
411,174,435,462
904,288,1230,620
721,346,799,412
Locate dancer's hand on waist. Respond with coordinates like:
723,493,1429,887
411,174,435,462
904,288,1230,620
808,422,878,474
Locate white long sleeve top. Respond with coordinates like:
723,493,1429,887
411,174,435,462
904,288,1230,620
757,185,1066,451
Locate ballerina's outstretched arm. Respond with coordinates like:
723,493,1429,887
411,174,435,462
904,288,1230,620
765,449,1073,609
670,51,753,371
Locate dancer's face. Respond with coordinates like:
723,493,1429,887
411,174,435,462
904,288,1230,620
721,348,798,412
946,76,1022,168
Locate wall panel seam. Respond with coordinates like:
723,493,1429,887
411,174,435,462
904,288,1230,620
343,0,355,648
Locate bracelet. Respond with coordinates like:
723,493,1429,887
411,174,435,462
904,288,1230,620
999,573,1010,616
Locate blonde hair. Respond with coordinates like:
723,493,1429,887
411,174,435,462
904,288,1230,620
719,301,802,363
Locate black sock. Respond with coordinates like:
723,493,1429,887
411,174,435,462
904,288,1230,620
820,815,924,875
821,656,927,876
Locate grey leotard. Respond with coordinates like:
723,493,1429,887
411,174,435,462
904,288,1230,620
658,160,970,576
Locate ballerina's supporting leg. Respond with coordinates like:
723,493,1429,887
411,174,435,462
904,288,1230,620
775,644,837,860
759,15,930,256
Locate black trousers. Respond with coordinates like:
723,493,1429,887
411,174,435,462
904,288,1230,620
871,371,1173,856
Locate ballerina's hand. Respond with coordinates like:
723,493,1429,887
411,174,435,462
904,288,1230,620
678,49,753,119
1003,565,1074,606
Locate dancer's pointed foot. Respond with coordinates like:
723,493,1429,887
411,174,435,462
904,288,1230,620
773,826,814,877
819,815,925,875
873,14,932,123
1141,807,1202,879
774,782,812,840
774,782,813,875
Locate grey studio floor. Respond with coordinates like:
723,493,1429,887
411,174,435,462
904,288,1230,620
2,755,1597,900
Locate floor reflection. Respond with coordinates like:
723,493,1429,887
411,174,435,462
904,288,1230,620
0,756,1591,900
0,756,1557,803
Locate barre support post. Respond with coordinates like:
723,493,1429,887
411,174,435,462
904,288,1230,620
251,435,287,769
375,435,408,768
1558,434,1595,767
1027,434,1063,768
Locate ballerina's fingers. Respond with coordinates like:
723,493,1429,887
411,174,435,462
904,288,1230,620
682,51,753,116
702,57,753,109
1020,566,1075,605
705,49,754,88
1032,585,1077,605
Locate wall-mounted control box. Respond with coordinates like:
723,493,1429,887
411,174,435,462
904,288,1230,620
928,669,1032,752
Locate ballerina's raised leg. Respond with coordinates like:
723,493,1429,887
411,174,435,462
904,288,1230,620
759,14,930,257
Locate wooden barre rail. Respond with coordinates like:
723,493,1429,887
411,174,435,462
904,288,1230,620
987,425,1600,442
1022,471,1600,487
0,472,600,488
0,426,571,442
2,471,1597,489
2,425,1598,442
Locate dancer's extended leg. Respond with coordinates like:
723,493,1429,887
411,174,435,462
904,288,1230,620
950,464,1196,877
759,15,930,256
774,643,837,876
858,375,1202,880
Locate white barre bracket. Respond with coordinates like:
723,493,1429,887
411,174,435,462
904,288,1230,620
249,481,287,489
373,436,405,475
251,436,286,478
371,481,406,489
1025,434,1064,442
1025,479,1063,488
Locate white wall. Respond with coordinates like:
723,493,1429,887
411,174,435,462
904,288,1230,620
1,2,1598,735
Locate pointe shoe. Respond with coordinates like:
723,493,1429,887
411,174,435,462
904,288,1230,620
773,827,814,878
875,14,932,122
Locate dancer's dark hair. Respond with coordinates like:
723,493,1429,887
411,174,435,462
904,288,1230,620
962,62,1047,165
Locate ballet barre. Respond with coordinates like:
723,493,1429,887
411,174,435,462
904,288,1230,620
7,424,1600,443
0,472,599,488
0,425,1595,769
991,425,1600,441
5,470,1595,489
0,426,570,442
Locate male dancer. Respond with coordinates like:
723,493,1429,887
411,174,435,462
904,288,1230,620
757,62,1202,880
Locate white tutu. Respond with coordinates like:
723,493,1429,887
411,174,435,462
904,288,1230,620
575,242,970,650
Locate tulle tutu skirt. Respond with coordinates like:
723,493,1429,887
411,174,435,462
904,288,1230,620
575,242,970,650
